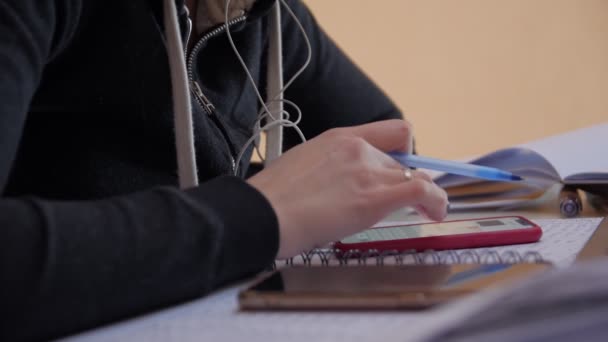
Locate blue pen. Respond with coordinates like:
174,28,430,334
388,152,523,182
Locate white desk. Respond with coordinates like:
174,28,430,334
62,208,605,342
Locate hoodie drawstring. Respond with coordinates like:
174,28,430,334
163,0,199,189
264,1,284,164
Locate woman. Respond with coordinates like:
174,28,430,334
0,0,447,340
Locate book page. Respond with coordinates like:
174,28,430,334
433,123,608,207
517,122,608,180
435,147,562,189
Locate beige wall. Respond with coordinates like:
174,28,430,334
305,0,608,159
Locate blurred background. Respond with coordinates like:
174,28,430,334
304,0,608,159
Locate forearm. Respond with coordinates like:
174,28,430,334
0,176,278,341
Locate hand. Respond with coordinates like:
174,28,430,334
248,119,448,259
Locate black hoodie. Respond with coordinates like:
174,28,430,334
0,0,401,340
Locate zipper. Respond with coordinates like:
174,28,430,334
191,80,216,115
185,16,247,175
186,16,247,80
191,79,238,172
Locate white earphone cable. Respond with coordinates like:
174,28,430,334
223,0,312,175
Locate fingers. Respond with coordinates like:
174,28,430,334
374,172,449,221
331,119,414,153
409,169,432,182
383,167,432,184
343,143,445,221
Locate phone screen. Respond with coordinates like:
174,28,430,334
240,263,550,310
340,216,535,244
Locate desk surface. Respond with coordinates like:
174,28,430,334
62,125,607,341
63,212,606,342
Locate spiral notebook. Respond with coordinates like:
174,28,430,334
277,218,601,269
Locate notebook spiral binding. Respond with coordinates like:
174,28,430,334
273,248,545,269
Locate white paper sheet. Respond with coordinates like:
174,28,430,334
518,122,608,178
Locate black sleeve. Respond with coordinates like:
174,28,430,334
1,178,278,342
0,0,79,190
280,0,404,149
0,2,279,341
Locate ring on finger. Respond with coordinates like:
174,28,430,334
403,167,414,182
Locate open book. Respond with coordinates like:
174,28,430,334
434,123,608,209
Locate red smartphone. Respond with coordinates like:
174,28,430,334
334,216,542,253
